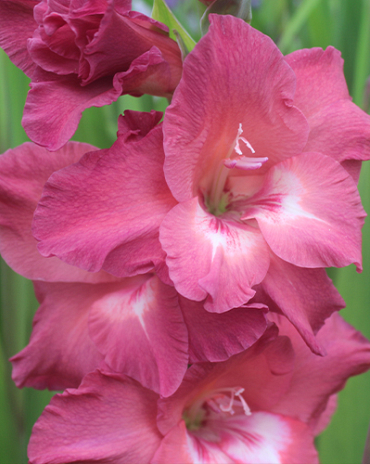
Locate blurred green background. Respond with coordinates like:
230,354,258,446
0,0,370,462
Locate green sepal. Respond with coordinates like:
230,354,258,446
152,0,196,52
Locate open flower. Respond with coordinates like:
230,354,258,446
0,0,182,150
27,313,370,464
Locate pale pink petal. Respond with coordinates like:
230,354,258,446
285,47,349,118
11,281,108,390
160,197,270,313
33,120,176,277
255,253,345,355
89,274,189,397
28,370,162,464
244,152,365,269
164,15,309,202
270,313,370,431
0,0,37,76
180,296,268,363
0,142,115,283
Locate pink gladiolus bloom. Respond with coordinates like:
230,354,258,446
28,314,370,464
32,109,347,354
0,138,268,396
0,0,182,150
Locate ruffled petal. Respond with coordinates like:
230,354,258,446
244,152,365,269
89,274,189,397
160,197,270,313
33,117,176,277
28,370,162,464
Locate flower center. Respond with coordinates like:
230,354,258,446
206,124,268,216
183,386,251,432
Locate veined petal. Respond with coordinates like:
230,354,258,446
244,152,365,269
28,370,162,464
33,119,176,277
160,197,270,313
180,297,268,364
89,274,189,397
0,142,115,283
163,15,309,202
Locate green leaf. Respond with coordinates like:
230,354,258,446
152,0,196,52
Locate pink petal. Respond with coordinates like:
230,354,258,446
11,281,107,390
244,152,365,269
304,99,370,164
270,313,370,431
163,15,309,202
0,142,115,283
33,118,176,277
28,370,162,464
180,296,268,363
89,274,189,397
285,47,349,118
0,0,37,76
22,68,119,151
159,197,270,313
255,253,345,355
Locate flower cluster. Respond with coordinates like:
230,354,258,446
1,1,370,463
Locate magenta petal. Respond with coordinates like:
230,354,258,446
33,120,176,277
246,152,365,269
0,0,37,76
89,275,188,397
160,197,270,313
22,69,120,150
28,370,162,464
180,296,268,363
255,254,345,355
164,15,309,202
11,281,106,390
0,141,115,283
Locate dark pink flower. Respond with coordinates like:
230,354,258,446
0,135,267,396
0,0,182,150
27,313,370,463
32,108,346,355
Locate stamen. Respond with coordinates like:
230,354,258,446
234,123,255,155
